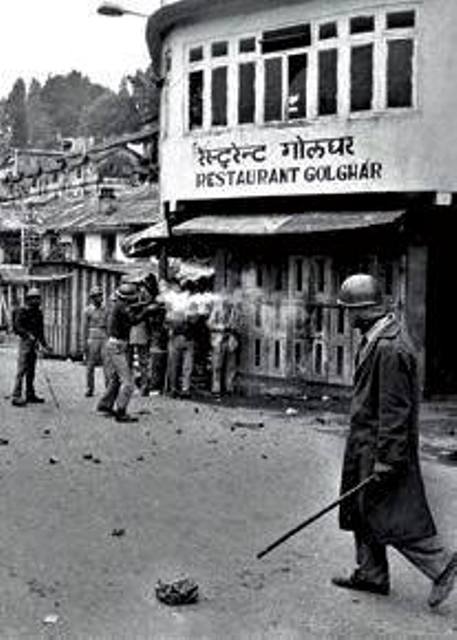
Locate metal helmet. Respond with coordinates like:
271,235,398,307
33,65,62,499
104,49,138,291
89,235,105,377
116,282,139,302
337,274,383,308
89,286,103,298
26,286,41,299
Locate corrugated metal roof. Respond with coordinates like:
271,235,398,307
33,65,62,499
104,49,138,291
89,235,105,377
0,184,161,233
172,211,405,236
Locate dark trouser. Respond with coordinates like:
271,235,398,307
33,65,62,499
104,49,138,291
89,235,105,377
354,530,453,586
86,338,107,394
12,338,38,400
149,348,167,391
167,335,194,394
97,341,134,413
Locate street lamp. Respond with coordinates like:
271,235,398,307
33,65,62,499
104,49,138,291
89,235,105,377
97,2,149,18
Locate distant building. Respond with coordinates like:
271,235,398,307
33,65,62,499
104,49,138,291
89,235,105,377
0,126,160,268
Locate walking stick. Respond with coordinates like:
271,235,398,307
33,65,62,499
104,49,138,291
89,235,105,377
256,474,377,560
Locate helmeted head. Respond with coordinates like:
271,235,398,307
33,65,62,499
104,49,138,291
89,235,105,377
338,274,386,332
25,286,41,307
89,286,103,305
115,282,139,304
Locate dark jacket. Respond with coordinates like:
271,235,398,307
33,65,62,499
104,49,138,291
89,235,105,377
13,305,46,346
339,315,436,545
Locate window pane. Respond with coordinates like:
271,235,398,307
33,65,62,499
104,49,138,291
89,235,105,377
274,340,281,369
350,15,375,34
188,70,204,129
264,57,283,121
316,258,326,291
254,339,261,367
262,24,311,53
211,41,228,57
211,66,228,126
295,258,303,291
189,46,203,63
238,62,256,124
337,346,344,376
337,307,345,334
318,49,337,115
387,11,415,29
288,53,307,119
387,39,413,107
239,37,256,53
351,44,373,111
315,343,323,375
319,22,338,40
295,342,302,365
256,265,263,287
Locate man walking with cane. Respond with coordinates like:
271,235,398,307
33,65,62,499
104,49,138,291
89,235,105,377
333,274,457,609
11,287,52,407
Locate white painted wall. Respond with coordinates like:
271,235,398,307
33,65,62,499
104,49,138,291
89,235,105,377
84,233,103,263
159,0,457,202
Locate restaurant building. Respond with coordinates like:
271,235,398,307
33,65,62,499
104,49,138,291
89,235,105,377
146,0,457,396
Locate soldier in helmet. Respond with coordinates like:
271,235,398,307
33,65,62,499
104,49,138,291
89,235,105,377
333,273,457,609
83,286,108,397
11,286,52,407
96,282,145,422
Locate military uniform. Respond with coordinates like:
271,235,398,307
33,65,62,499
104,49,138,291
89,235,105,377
83,301,108,396
12,295,49,405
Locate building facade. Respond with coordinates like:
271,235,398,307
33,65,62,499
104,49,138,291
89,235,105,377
147,0,457,396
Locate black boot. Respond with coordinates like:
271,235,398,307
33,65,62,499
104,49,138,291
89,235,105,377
115,409,138,423
26,395,45,404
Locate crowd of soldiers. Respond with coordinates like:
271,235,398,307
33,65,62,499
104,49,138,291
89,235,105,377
10,272,242,421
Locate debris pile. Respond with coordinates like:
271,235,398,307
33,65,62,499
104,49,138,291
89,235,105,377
155,577,199,606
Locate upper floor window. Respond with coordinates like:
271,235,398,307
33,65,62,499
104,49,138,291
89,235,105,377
319,21,338,40
318,48,338,116
188,70,204,129
211,66,228,126
211,41,228,57
261,24,311,53
238,62,256,124
185,6,417,131
387,38,414,108
350,15,375,34
239,37,256,53
350,44,373,112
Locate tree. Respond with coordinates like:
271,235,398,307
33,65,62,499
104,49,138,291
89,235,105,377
79,89,142,141
0,100,13,161
5,78,28,147
40,71,106,137
127,66,160,125
27,79,56,148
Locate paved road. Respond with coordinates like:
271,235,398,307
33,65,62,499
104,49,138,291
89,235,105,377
0,341,456,639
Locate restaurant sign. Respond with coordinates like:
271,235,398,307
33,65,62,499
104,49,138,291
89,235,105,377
192,134,383,191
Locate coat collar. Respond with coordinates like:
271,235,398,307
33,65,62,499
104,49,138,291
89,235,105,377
355,313,399,372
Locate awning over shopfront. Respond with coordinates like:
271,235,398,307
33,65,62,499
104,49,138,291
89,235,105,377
121,220,169,258
172,211,405,237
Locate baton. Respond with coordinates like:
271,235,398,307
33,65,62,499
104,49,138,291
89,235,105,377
39,356,60,411
256,474,377,560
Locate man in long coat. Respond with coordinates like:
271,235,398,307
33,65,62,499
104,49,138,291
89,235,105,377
333,274,457,609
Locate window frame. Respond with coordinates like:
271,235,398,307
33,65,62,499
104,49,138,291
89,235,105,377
183,5,418,133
